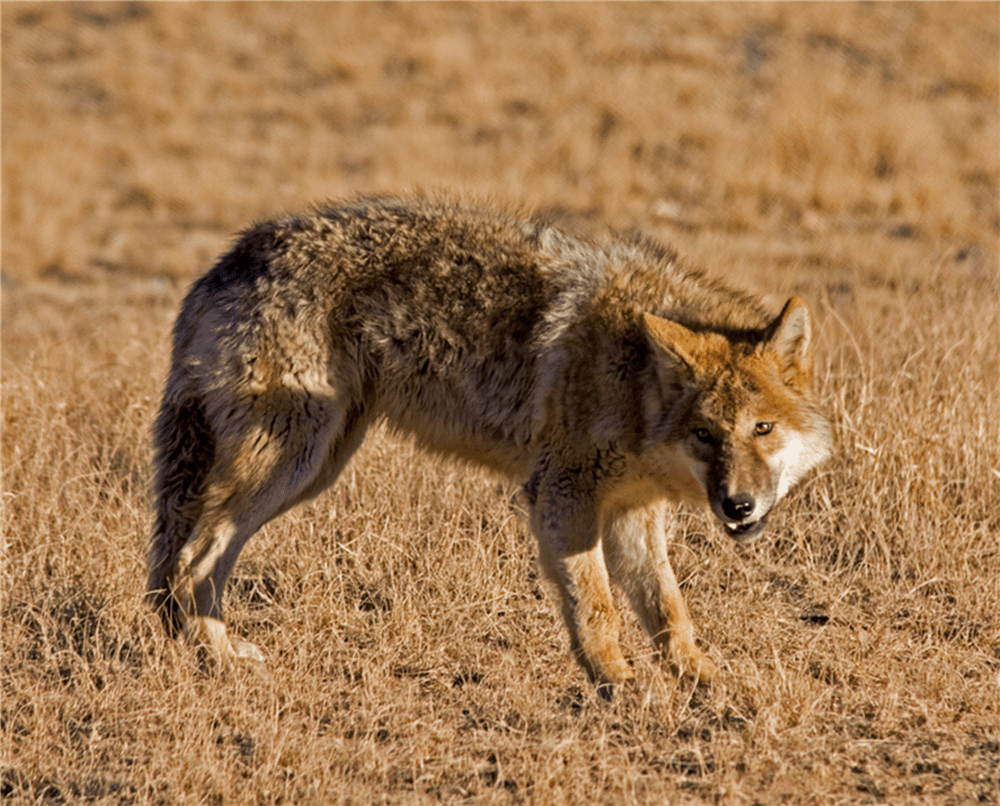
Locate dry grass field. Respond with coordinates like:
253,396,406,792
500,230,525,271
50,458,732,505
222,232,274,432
2,2,998,804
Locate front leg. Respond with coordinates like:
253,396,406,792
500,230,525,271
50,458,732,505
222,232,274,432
602,501,717,685
529,468,633,689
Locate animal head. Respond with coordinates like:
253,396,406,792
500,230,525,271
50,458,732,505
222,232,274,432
642,298,832,542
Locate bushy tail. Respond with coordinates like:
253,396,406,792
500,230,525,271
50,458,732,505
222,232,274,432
147,380,216,635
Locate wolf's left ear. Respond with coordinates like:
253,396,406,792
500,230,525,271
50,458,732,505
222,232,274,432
765,297,814,383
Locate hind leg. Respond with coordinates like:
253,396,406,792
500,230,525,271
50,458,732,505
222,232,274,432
170,392,369,668
148,391,218,636
174,502,263,667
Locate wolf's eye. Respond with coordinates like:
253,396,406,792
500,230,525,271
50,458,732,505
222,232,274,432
693,428,713,443
754,422,774,436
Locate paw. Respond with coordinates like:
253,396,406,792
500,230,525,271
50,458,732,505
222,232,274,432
186,616,242,671
577,646,634,695
233,640,265,665
595,671,641,702
588,651,634,687
669,641,717,686
591,655,635,701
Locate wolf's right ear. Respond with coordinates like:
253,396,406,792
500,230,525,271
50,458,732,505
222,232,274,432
641,312,702,377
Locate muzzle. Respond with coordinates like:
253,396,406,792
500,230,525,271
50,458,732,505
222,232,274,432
719,493,768,542
722,514,768,542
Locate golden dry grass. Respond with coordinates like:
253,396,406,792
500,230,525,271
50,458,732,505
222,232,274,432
2,2,998,804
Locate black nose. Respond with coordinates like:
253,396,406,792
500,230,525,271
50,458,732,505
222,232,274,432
722,494,756,520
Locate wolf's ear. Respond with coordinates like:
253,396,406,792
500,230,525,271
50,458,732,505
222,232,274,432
765,297,814,383
642,312,702,376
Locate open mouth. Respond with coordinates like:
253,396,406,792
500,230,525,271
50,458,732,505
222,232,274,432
723,515,768,541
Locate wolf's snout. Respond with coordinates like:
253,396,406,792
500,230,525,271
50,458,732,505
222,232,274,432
717,493,768,541
722,493,756,521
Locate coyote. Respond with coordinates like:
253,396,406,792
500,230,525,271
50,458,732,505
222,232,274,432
148,195,831,690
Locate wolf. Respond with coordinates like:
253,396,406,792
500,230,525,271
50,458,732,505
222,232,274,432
147,195,831,691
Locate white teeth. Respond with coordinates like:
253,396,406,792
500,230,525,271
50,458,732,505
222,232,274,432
723,519,763,536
